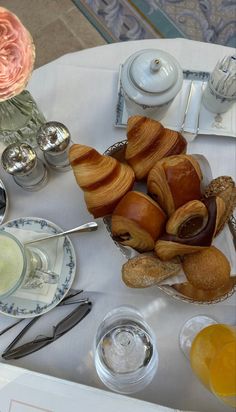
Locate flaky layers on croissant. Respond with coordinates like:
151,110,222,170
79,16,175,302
111,191,167,252
147,154,203,216
69,144,135,218
125,116,187,180
155,196,225,260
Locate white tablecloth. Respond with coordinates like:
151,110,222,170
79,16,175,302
0,39,235,412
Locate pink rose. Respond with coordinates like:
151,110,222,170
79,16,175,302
0,7,35,101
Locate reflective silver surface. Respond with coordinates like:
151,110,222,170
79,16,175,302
0,178,8,224
37,122,71,172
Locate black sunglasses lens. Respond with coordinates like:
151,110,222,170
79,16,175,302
54,303,92,338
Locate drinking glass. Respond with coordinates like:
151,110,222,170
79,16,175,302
94,305,158,394
179,315,236,408
0,230,59,298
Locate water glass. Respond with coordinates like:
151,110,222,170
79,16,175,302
0,230,59,298
94,305,158,394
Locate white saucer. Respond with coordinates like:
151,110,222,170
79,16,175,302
0,217,76,318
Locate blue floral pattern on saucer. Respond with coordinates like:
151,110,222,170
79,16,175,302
0,217,76,318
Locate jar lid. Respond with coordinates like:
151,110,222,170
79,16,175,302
37,122,70,153
121,49,183,106
130,52,177,93
1,143,37,175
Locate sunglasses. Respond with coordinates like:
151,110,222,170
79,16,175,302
2,291,92,360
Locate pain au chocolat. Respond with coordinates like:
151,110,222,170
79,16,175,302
147,154,203,216
155,196,225,260
69,144,135,218
125,116,187,180
111,191,167,252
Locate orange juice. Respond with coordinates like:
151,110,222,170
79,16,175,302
190,324,236,407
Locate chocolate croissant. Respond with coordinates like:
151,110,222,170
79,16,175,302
125,116,187,180
147,154,203,216
69,144,135,218
111,191,167,252
155,196,225,260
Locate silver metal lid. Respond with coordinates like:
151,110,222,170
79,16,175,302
37,121,70,154
1,143,37,176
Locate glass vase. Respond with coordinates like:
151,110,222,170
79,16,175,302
0,90,46,148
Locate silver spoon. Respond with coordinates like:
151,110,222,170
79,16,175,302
25,221,98,245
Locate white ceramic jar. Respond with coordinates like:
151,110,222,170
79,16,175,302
121,49,183,119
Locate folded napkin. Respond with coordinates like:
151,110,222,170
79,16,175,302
5,227,64,304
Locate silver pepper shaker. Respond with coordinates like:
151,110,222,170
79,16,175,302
1,143,48,191
36,122,71,172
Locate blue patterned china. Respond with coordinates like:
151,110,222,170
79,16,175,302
0,217,76,318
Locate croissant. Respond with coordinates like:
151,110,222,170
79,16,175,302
125,116,187,180
111,191,167,252
155,196,225,260
147,154,203,216
69,144,135,218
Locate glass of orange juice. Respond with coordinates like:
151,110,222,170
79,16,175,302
179,315,236,408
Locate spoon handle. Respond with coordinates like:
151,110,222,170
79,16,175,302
25,222,98,245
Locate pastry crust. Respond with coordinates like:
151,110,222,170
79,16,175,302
111,191,166,252
147,154,202,216
182,246,230,290
125,116,187,180
69,144,135,218
155,197,219,260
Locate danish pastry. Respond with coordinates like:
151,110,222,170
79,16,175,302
155,196,224,260
147,154,202,216
69,144,135,218
125,116,187,180
111,191,166,252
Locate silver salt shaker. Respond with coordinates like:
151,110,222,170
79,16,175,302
37,122,71,172
1,143,48,191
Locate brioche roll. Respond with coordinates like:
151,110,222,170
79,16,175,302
147,154,202,216
111,191,166,252
69,144,135,218
125,116,187,180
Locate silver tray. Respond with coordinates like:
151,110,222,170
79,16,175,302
115,67,236,141
103,140,236,305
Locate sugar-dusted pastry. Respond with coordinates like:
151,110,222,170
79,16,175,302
204,175,236,234
111,191,167,252
147,154,203,216
122,254,181,288
155,197,224,260
182,246,231,290
125,116,187,180
69,144,135,218
172,277,236,302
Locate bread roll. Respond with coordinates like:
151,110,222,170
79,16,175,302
69,144,135,218
111,191,166,252
125,116,187,180
172,277,236,302
182,246,230,290
147,154,202,216
122,254,181,288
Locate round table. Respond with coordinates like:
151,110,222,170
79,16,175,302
0,39,235,412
